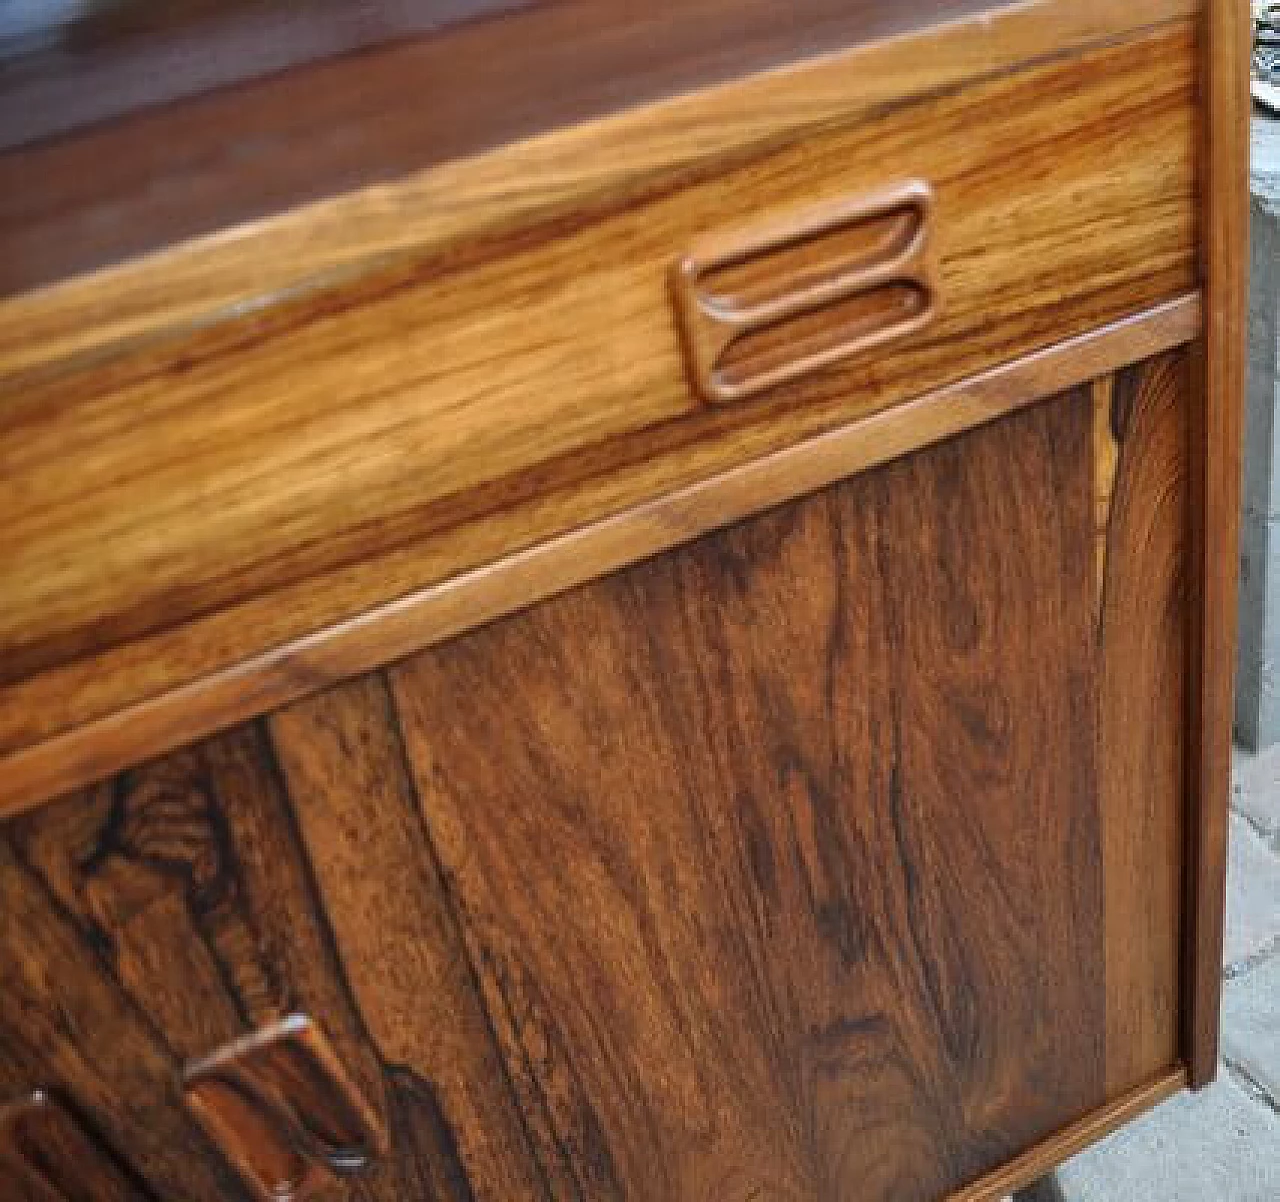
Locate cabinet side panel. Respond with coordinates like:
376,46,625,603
388,389,1107,1202
1186,0,1250,1088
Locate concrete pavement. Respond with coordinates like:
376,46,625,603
1052,747,1280,1201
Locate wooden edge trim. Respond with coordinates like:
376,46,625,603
0,294,1202,817
1184,0,1249,1090
944,1069,1189,1202
0,0,1198,378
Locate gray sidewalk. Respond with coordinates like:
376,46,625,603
1052,748,1280,1201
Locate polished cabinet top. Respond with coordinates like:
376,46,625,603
0,0,1019,293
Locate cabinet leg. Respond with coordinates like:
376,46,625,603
1012,1172,1067,1202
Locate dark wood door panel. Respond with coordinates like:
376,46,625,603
267,674,553,1201
0,834,248,1201
0,1089,151,1202
385,383,1110,1201
2,699,548,1201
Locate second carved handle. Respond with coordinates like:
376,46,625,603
184,1015,387,1202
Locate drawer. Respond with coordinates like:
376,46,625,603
0,344,1191,1201
0,8,1197,766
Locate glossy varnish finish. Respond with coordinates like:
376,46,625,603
0,0,1197,373
0,0,1184,293
0,1,1244,1195
1,708,548,1202
0,298,1202,819
0,832,247,1201
0,1091,143,1202
0,0,534,153
182,1014,389,1202
0,21,1199,772
386,386,1108,1200
0,352,1191,1200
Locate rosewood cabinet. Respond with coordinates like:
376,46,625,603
0,3,1248,1201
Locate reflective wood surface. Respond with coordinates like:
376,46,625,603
0,0,1034,292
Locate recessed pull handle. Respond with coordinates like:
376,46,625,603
183,1015,387,1202
1,1091,132,1202
671,181,940,404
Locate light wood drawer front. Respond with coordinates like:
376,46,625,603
0,15,1196,758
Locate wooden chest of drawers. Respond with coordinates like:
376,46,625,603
0,3,1248,1200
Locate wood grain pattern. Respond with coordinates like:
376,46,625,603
0,0,1193,300
0,0,1231,1189
0,349,1195,1198
0,1090,142,1202
0,298,1201,819
0,21,1198,754
0,835,247,1201
3,693,549,1201
268,674,552,1201
1185,0,1250,1090
1098,352,1190,1096
387,387,1109,1202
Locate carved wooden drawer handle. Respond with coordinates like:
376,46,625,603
1,1090,131,1202
671,180,940,404
184,1015,387,1202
